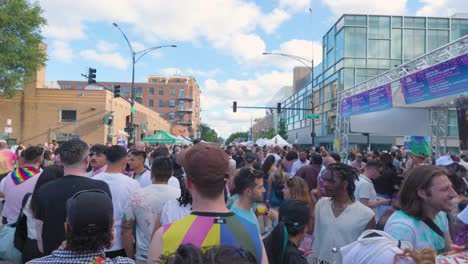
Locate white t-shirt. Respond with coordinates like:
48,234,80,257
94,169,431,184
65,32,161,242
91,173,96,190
136,169,180,189
354,174,378,216
160,199,191,226
310,197,375,264
123,184,181,261
384,210,449,253
93,172,141,251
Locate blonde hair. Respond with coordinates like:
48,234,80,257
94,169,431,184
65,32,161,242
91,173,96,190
285,176,311,206
394,248,436,264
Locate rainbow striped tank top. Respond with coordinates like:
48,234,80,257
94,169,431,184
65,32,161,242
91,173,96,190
162,211,262,263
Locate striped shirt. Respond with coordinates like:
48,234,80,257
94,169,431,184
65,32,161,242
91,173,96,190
162,211,262,263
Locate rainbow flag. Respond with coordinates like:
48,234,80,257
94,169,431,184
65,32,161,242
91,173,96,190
11,166,41,185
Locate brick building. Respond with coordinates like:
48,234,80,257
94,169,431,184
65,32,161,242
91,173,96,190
57,75,201,138
0,62,170,145
252,114,274,140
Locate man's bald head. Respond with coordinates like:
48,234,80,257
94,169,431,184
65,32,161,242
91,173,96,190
135,142,146,151
323,156,336,167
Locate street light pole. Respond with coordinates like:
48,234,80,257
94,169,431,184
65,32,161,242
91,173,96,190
113,22,176,146
262,52,315,147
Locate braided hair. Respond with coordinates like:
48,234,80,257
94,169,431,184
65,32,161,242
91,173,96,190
326,163,359,201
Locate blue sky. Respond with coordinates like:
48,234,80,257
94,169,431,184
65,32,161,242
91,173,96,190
39,0,466,137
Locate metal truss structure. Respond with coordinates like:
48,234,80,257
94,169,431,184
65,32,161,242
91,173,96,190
336,35,468,156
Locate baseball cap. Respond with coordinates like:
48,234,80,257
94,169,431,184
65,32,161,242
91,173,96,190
176,143,229,185
279,200,310,230
435,156,454,166
245,152,256,162
66,190,113,232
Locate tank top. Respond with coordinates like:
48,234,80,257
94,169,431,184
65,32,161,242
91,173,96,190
162,211,263,263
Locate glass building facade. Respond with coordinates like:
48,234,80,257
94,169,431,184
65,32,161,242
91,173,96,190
282,14,468,146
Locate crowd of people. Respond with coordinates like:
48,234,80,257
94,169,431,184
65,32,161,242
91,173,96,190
0,138,467,264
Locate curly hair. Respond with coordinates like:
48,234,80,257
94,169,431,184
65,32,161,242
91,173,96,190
65,226,112,252
326,163,359,201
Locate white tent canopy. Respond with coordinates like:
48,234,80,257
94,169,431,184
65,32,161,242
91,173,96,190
176,136,192,145
255,138,269,146
265,134,290,147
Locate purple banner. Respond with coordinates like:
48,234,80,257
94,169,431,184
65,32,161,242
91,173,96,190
340,84,393,117
401,53,468,104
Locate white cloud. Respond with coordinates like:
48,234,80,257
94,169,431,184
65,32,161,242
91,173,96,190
96,40,118,53
39,0,301,66
260,8,290,34
79,48,128,70
158,67,221,78
279,0,311,13
50,40,74,62
200,70,293,137
321,0,407,16
262,39,322,71
416,0,464,16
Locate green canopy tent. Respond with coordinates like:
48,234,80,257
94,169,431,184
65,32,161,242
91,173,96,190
141,130,183,144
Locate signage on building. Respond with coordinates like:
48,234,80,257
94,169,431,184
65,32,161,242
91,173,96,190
340,83,393,117
401,53,468,105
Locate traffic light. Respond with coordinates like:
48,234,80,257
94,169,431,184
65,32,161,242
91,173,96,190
114,85,121,98
277,102,281,113
233,101,237,112
87,68,96,84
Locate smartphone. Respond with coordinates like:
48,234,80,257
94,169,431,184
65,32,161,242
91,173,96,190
299,234,314,253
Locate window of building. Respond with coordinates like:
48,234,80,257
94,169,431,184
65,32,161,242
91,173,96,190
77,85,82,90
65,85,72,89
149,87,154,95
159,100,163,107
428,18,449,29
170,88,176,96
344,15,367,26
170,100,175,108
179,100,184,109
159,88,163,95
60,110,77,123
448,109,459,137
369,16,390,39
368,39,390,58
335,29,344,61
159,113,164,118
124,86,130,95
152,79,158,84
392,16,402,28
135,87,142,97
392,28,402,58
135,97,142,104
178,112,184,120
149,99,154,108
108,85,113,91
344,27,367,58
404,17,425,28
427,29,449,51
169,112,175,120
451,19,468,40
403,29,426,59
180,88,185,97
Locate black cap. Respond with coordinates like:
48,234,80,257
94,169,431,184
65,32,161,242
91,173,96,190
279,200,310,229
245,152,256,162
66,190,113,232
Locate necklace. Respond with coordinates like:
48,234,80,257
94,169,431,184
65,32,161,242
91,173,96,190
331,201,349,212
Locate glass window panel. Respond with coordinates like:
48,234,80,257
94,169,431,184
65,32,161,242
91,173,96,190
149,99,154,108
355,59,367,67
343,68,355,89
379,40,390,58
368,59,379,68
344,15,367,26
344,58,354,67
451,19,468,40
369,39,379,57
369,16,390,39
337,17,344,30
404,17,425,28
403,29,426,59
149,87,154,95
428,18,449,29
356,28,367,57
335,30,344,61
392,16,402,28
378,59,390,69
428,30,449,51
392,28,402,58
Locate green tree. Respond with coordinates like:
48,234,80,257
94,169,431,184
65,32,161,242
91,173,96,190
198,123,218,142
0,0,47,97
277,118,288,140
258,128,275,139
225,132,249,145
